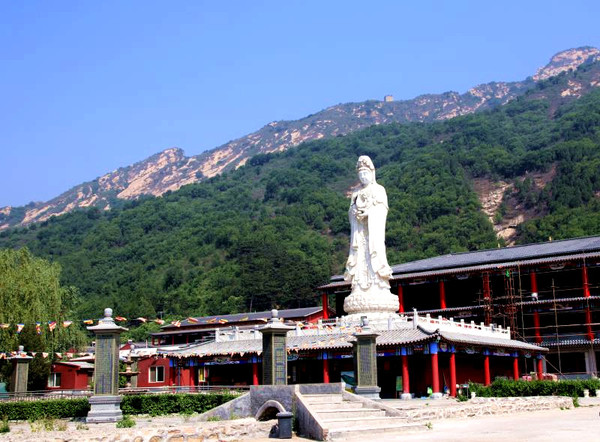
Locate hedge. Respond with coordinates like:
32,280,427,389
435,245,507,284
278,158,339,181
120,393,239,416
470,378,600,398
0,393,239,421
0,398,90,421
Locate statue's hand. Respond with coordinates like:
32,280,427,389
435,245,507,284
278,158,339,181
356,209,366,220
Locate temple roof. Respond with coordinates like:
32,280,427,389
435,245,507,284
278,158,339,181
159,325,545,358
321,235,600,289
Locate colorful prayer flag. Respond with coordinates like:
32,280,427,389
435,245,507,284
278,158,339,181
240,316,249,321
35,322,42,335
206,318,217,323
83,319,93,325
115,316,127,322
42,352,49,358
171,320,181,327
62,321,73,328
16,323,24,334
154,319,165,325
48,321,57,332
187,317,199,323
136,317,147,323
218,319,229,324
55,352,62,359
0,323,9,329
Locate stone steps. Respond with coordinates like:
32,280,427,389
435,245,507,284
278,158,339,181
309,401,364,410
317,408,385,419
301,393,425,440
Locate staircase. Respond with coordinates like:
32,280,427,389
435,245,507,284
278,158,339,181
301,393,425,440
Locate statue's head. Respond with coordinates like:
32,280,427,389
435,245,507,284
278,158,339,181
356,155,376,185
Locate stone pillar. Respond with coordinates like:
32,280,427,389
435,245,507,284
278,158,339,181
86,308,127,423
400,348,411,400
483,350,491,386
513,353,520,380
449,348,457,397
9,346,32,394
352,318,381,399
259,309,294,385
429,342,442,398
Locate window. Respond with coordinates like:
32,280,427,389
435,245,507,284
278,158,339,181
149,366,165,383
48,372,61,387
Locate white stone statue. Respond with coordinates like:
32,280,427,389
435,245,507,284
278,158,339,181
343,156,399,318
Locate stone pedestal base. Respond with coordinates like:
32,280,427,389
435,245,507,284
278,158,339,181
430,392,443,400
344,286,398,317
353,386,381,400
86,395,123,423
400,393,412,400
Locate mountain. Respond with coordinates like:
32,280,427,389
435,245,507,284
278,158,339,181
2,60,600,319
2,47,599,230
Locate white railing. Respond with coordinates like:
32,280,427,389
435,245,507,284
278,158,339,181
211,313,511,342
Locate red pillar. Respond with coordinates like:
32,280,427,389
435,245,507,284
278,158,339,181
582,265,594,341
323,357,330,384
439,280,447,310
483,273,492,325
322,293,329,319
484,354,491,386
533,311,542,344
513,355,520,381
530,271,538,296
537,357,544,379
171,335,175,345
582,265,591,297
402,354,410,394
431,344,440,394
397,285,404,313
449,352,457,397
252,362,259,386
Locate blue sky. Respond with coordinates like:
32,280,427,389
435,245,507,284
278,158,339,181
1,1,600,207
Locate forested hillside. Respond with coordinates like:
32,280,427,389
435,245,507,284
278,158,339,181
2,64,600,320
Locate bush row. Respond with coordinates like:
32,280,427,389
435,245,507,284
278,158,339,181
0,398,90,421
0,393,238,420
470,378,600,398
120,393,239,416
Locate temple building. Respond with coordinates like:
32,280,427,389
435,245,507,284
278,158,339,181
320,235,600,378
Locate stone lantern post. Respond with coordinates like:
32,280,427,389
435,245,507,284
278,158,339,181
259,309,294,385
86,308,127,423
352,317,381,399
9,346,32,394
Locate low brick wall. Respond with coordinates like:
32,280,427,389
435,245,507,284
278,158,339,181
405,396,573,421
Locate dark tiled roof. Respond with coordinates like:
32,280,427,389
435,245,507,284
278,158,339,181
391,236,600,275
162,306,324,331
323,236,600,288
160,326,545,357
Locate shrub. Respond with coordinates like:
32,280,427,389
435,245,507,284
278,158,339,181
0,419,9,433
0,399,90,421
120,393,239,417
116,415,135,428
468,378,600,398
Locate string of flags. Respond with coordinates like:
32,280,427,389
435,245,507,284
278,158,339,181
0,350,80,360
0,316,171,333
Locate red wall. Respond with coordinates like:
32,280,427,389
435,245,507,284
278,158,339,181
48,363,90,390
137,357,172,388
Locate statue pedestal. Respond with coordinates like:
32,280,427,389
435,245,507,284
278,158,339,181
344,286,398,318
87,395,123,423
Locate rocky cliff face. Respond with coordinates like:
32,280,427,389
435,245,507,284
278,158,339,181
2,47,599,230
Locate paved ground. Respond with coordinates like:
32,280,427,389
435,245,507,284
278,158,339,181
3,399,600,441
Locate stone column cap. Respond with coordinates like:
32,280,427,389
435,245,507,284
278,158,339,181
87,308,128,333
